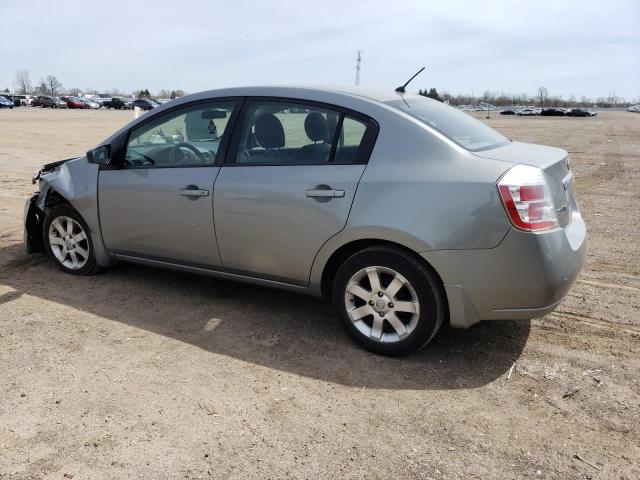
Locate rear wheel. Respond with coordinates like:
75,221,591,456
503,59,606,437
43,206,100,275
332,246,445,356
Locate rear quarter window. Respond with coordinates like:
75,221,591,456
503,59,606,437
386,96,509,152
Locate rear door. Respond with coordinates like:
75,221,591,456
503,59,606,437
98,99,238,267
213,98,378,285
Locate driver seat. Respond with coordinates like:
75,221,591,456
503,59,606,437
251,113,291,163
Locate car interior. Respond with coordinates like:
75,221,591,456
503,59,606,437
237,103,364,165
124,107,230,167
122,100,367,168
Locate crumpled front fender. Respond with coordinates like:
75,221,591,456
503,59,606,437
28,157,114,267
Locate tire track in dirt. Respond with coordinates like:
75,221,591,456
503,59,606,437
548,311,640,336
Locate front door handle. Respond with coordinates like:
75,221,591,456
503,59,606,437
180,187,209,197
305,189,345,198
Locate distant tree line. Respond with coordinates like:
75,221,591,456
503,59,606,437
7,69,186,99
417,85,637,108
418,88,443,102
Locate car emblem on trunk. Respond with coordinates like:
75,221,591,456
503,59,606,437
557,205,568,215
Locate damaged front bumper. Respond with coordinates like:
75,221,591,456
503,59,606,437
25,158,77,253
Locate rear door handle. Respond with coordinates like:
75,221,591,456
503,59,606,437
180,188,209,197
305,189,345,198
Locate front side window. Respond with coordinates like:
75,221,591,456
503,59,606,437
386,96,509,151
124,100,236,167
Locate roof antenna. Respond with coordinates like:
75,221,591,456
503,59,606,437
395,67,426,93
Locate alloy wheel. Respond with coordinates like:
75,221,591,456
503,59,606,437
48,216,90,270
344,266,420,343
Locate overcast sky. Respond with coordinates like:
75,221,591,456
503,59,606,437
1,0,638,100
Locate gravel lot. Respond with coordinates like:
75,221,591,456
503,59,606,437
0,108,638,479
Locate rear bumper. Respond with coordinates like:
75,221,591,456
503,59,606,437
422,210,587,328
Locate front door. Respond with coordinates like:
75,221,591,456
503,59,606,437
213,98,377,284
98,99,238,268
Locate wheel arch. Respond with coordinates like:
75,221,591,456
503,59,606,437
312,231,447,313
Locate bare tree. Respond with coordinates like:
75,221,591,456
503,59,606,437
536,86,549,107
45,75,63,95
67,87,82,96
15,69,32,94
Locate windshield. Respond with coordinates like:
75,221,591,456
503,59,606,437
386,96,509,151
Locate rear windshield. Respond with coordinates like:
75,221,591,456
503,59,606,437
386,96,509,151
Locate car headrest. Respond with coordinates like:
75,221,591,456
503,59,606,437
254,113,285,149
304,112,329,142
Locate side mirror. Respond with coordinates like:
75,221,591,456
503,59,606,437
86,145,110,165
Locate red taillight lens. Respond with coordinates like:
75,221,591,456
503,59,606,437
498,165,559,232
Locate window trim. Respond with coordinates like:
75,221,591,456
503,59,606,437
223,96,379,167
109,96,244,170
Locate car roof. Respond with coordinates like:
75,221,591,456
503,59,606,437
100,85,424,147
181,85,403,105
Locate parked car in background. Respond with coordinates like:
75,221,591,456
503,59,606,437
24,85,586,356
62,97,88,109
567,108,596,117
517,108,538,116
500,108,517,115
103,97,127,109
80,98,100,109
11,94,34,106
132,98,160,110
89,97,108,107
36,96,68,108
0,95,14,109
628,105,640,113
541,108,566,116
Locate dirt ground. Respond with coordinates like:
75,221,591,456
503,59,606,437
0,107,638,480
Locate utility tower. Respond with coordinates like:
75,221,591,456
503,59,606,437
355,51,362,86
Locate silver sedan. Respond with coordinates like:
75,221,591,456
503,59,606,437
24,86,586,355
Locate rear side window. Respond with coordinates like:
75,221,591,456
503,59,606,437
386,96,509,151
335,116,367,164
233,100,376,165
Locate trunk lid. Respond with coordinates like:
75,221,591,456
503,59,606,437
475,141,575,228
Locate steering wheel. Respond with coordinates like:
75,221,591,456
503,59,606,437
169,143,203,164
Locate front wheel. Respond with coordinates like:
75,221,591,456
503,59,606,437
43,206,100,275
332,246,445,356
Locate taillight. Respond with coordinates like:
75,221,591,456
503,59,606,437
498,164,559,232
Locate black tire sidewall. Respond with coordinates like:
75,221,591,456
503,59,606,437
332,248,444,356
43,205,98,275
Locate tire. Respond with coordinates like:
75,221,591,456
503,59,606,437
43,205,100,275
332,246,445,356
